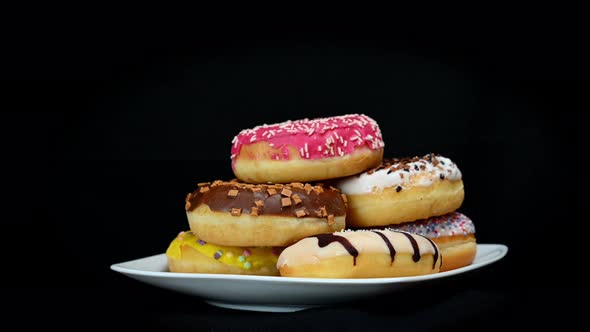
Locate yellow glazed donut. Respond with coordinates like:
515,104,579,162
333,153,464,227
230,114,384,183
166,231,283,276
277,230,441,278
185,180,346,247
387,212,477,272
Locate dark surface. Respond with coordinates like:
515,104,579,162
5,18,587,330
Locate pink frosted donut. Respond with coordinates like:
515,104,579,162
230,114,385,183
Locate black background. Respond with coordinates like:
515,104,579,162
5,16,587,331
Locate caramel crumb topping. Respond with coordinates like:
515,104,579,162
231,208,242,216
281,188,292,197
267,188,277,196
281,197,292,207
197,182,210,187
185,201,191,210
304,183,313,191
255,200,264,208
199,186,210,193
292,194,302,205
251,207,259,216
327,214,335,225
227,189,239,197
320,206,328,217
340,194,348,203
295,208,308,218
252,187,262,192
292,182,304,189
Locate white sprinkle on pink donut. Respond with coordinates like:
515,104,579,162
230,114,384,164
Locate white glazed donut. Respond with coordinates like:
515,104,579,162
333,153,464,227
277,229,442,278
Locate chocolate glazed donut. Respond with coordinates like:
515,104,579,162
185,180,347,247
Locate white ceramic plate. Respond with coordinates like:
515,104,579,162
111,243,507,312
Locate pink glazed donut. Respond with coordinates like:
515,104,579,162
230,114,385,183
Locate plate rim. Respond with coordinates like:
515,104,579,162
110,243,508,284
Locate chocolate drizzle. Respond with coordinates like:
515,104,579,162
400,232,421,262
314,234,359,265
422,236,440,269
371,231,396,264
310,231,439,269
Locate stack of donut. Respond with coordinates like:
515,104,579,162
167,180,347,276
165,114,476,278
332,155,477,272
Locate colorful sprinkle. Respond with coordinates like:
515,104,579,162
387,212,475,238
169,232,279,272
